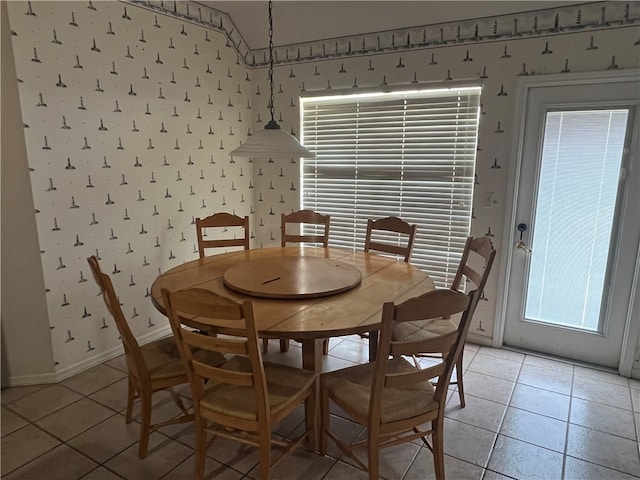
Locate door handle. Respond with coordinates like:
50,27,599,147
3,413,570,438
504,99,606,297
516,223,531,252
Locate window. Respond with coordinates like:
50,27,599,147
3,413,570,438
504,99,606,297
300,86,481,287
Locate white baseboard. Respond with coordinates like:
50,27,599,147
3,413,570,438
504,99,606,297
466,332,493,347
53,344,126,383
136,325,173,348
5,326,173,386
4,371,58,387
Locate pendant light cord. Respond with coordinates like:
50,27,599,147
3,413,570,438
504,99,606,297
266,0,279,130
229,0,314,157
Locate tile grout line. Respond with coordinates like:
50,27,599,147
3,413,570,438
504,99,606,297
446,346,501,479
480,350,525,478
560,362,576,480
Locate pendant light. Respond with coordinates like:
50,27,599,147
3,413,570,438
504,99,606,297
229,1,315,159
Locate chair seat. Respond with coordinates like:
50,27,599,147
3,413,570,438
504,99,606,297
142,337,226,381
321,357,437,424
200,356,317,421
391,318,457,343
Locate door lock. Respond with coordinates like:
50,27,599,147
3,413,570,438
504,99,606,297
516,224,531,252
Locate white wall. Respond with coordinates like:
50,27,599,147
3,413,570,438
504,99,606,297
1,1,55,386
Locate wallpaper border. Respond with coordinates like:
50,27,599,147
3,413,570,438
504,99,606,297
124,1,639,67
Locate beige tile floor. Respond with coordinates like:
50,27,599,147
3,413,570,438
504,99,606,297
2,337,640,479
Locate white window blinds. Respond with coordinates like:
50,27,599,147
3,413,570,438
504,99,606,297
300,86,481,288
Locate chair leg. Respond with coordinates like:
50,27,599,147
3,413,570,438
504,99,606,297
319,387,330,455
367,432,380,480
137,391,152,458
279,339,290,352
304,382,318,451
262,338,269,354
259,429,271,480
322,339,329,355
194,417,207,480
125,376,135,424
456,350,465,408
432,417,446,480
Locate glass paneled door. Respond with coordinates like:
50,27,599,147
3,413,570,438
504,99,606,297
503,73,639,369
525,109,627,331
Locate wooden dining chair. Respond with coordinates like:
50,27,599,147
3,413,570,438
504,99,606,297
320,288,481,480
364,216,417,263
281,209,330,247
393,235,496,407
87,256,225,458
195,212,250,259
161,287,318,480
275,209,331,353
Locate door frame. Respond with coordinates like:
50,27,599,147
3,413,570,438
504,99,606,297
494,69,640,376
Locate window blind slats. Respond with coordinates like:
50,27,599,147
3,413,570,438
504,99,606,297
301,87,481,287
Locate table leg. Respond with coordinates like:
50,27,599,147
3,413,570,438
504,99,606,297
300,338,321,451
300,338,322,373
368,330,378,362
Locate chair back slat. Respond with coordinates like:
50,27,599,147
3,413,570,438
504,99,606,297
470,236,495,260
200,238,249,250
365,241,409,258
369,216,415,234
461,266,483,289
384,363,446,389
364,217,417,263
390,331,458,358
281,209,330,247
196,213,250,258
191,359,255,387
181,327,249,356
285,234,327,244
394,289,470,322
167,287,245,319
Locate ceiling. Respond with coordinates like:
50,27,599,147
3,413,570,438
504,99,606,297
204,1,586,50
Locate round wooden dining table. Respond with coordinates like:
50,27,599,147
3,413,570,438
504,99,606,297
151,246,435,373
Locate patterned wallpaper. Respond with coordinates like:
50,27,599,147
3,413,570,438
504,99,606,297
7,1,253,375
6,1,640,378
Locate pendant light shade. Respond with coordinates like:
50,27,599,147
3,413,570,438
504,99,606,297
230,121,315,158
229,1,315,160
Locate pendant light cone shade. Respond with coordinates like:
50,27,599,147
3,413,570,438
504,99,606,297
229,121,316,158
229,1,315,160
